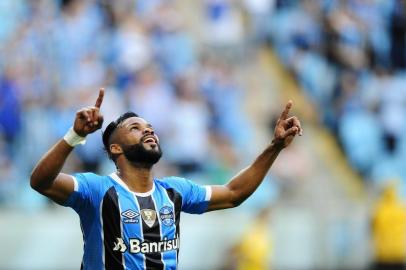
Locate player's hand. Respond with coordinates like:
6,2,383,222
272,100,302,149
73,88,105,137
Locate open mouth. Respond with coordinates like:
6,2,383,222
143,136,157,144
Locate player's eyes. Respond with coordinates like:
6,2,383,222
130,126,140,131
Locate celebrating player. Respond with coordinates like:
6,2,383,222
30,88,302,269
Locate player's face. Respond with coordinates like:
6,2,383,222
118,117,162,165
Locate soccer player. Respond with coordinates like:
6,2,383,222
30,88,302,269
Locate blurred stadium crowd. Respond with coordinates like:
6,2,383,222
0,0,261,207
2,0,406,203
269,0,406,192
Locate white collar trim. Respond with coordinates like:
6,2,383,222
109,172,155,197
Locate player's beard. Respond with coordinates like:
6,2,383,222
122,142,162,168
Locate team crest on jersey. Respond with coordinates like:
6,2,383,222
121,209,140,223
159,206,174,226
140,209,156,228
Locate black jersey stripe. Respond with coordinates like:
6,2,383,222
136,195,164,270
102,187,125,270
166,188,182,235
80,221,85,270
165,188,182,263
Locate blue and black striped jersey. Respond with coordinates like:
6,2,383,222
63,172,211,270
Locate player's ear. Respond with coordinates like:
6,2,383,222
110,144,123,155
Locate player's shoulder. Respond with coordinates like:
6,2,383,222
155,176,193,192
73,172,113,190
74,172,109,181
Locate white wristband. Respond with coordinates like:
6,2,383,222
63,127,86,147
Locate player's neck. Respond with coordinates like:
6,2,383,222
116,164,153,193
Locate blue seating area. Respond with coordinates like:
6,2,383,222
268,0,406,192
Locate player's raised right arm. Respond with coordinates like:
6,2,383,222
30,89,104,204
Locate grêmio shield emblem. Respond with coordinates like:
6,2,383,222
140,209,157,228
159,206,174,226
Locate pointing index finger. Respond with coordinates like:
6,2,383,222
95,88,104,109
279,100,293,120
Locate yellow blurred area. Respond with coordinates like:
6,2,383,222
372,183,406,264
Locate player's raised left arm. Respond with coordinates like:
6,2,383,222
207,101,302,211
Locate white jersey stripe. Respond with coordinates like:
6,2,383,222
99,198,105,269
204,186,212,201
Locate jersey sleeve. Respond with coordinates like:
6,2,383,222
62,172,103,214
163,177,212,214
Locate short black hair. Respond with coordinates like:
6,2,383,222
102,112,139,161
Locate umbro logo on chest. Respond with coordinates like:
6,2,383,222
121,209,140,223
121,209,158,228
